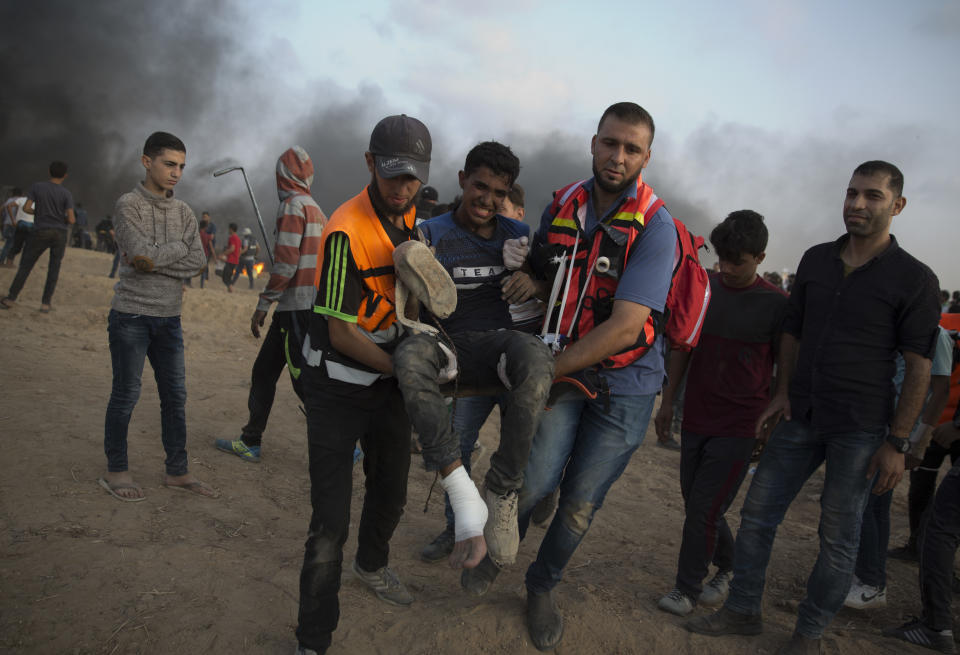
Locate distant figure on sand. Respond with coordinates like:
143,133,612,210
0,188,27,267
686,161,941,654
231,227,259,289
1,162,76,312
215,146,327,463
98,131,215,502
219,222,241,292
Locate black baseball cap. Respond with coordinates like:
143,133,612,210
369,114,431,183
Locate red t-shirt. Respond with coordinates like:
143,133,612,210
226,233,242,265
682,274,788,438
199,230,215,259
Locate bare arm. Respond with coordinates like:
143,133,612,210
66,208,76,225
654,346,692,441
868,351,932,494
328,316,394,376
754,332,799,440
553,299,651,378
22,199,34,215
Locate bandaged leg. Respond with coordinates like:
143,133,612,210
441,465,488,541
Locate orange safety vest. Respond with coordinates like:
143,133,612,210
314,187,415,333
545,177,664,368
307,187,415,386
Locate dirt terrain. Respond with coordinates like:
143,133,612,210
0,248,950,654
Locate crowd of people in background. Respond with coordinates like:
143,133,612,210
2,102,960,655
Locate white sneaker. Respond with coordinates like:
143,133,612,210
844,579,887,609
699,569,732,607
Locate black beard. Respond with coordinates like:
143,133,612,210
592,160,639,196
369,174,417,218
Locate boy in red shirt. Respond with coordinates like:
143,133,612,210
220,222,241,292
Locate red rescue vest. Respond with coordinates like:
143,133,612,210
545,178,664,368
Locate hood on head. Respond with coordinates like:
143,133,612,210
276,146,313,200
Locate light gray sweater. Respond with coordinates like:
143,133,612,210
111,182,206,317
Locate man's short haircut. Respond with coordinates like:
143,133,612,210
853,160,904,197
10,187,22,196
597,102,655,144
463,141,520,187
710,209,768,261
202,211,210,217
507,183,525,208
143,131,186,158
49,161,68,178
229,222,238,231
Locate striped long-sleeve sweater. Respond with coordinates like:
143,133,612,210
257,146,328,312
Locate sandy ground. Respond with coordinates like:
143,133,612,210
0,247,953,654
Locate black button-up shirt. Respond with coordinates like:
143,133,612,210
783,234,940,433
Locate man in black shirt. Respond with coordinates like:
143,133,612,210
687,161,940,654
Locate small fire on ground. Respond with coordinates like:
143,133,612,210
254,262,265,277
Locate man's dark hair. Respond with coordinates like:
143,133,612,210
853,160,904,197
49,161,68,178
710,209,768,260
507,183,525,209
10,187,22,196
463,141,520,187
229,222,238,232
202,211,210,217
143,132,186,158
597,102,655,144
941,289,950,303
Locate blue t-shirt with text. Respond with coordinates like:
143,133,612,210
419,212,530,335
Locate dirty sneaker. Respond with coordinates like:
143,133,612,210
699,570,733,607
658,588,695,616
351,560,413,606
483,486,519,567
883,617,956,653
214,437,261,463
420,526,455,563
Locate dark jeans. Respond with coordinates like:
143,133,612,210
393,329,554,495
441,394,508,529
854,490,892,588
0,224,14,263
6,227,67,304
296,373,411,653
919,463,960,631
676,431,756,598
518,392,658,593
725,418,885,638
199,265,209,288
240,310,305,446
103,310,189,476
232,259,255,288
908,441,960,543
222,263,236,287
9,222,33,259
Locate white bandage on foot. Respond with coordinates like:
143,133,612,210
440,466,488,541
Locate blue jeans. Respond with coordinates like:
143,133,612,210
517,392,657,593
232,259,255,288
6,227,67,304
725,418,885,638
104,310,189,476
441,394,508,529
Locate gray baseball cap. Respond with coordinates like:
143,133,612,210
369,114,431,183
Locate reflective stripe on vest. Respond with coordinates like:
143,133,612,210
546,178,663,368
308,187,415,386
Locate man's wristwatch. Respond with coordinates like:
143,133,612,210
885,434,910,454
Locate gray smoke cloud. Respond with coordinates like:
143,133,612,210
3,2,954,285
